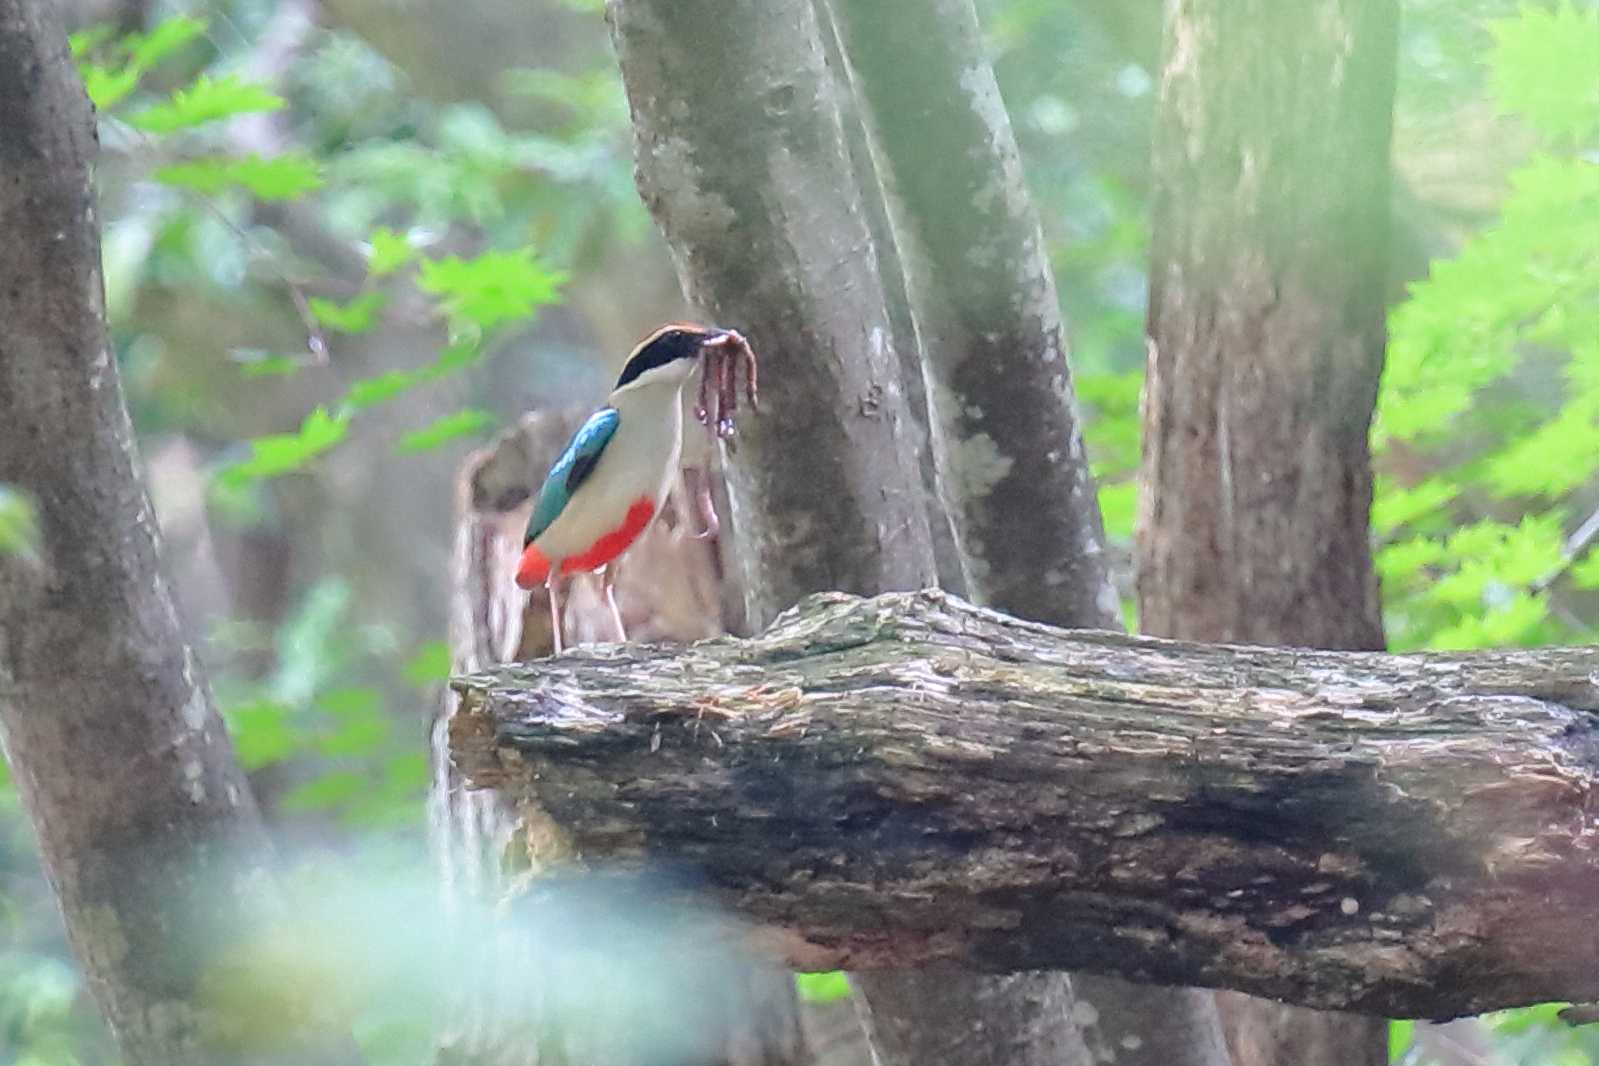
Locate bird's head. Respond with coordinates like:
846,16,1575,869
611,322,739,395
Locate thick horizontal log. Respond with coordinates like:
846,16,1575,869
449,589,1599,1019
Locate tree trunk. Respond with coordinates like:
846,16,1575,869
607,0,940,633
816,1,1222,1061
0,5,356,1064
1141,0,1399,1063
824,0,1119,629
450,588,1599,1018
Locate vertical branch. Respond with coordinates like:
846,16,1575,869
1140,1,1400,1064
0,4,356,1064
826,0,1119,630
607,0,940,629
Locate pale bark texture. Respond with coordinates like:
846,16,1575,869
452,589,1599,1019
1141,0,1400,1063
821,3,1220,1062
0,5,355,1064
429,414,824,1065
825,0,1118,628
607,0,940,633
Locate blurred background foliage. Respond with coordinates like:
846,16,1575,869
3,0,1599,1062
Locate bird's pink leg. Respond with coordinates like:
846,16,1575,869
601,565,627,643
545,569,564,655
690,467,719,539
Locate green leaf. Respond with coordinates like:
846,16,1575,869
69,24,118,58
217,407,350,487
235,353,302,378
1386,1019,1414,1063
366,228,413,277
1371,478,1458,536
1096,480,1138,542
0,486,41,559
794,972,851,1004
126,74,285,133
417,248,564,330
402,641,452,687
1488,3,1599,143
155,154,323,201
308,291,387,334
281,770,367,813
397,409,496,453
344,368,423,411
81,64,142,111
223,699,300,771
123,16,206,70
1376,536,1446,585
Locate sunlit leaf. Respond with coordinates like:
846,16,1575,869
308,292,387,334
224,699,300,770
396,409,495,453
126,74,285,133
155,154,323,201
217,407,351,487
1488,3,1599,143
68,24,118,57
123,16,206,70
366,228,413,277
794,971,851,1004
417,248,564,330
1386,1020,1414,1062
81,64,142,110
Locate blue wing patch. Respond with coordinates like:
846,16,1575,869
524,408,620,545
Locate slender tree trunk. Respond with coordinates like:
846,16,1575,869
1141,1,1399,1064
607,0,941,633
820,2,1226,1062
0,5,356,1064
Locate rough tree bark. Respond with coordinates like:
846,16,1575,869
824,0,1117,628
0,5,356,1064
1142,1,1399,1063
817,2,1220,1062
606,0,940,633
451,589,1599,1020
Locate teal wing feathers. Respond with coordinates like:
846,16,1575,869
524,408,620,545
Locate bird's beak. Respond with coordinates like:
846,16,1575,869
701,328,742,350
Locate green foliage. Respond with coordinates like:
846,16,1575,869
72,15,206,110
155,153,324,201
397,409,496,454
793,971,852,1004
1487,2,1599,144
126,74,286,133
0,487,40,560
417,249,566,331
1374,1,1599,656
308,292,388,334
216,407,349,488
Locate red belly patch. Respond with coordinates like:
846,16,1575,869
515,497,656,590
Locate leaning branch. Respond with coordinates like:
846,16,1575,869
450,590,1599,1020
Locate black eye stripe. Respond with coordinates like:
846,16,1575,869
614,328,703,389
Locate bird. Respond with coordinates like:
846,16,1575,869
515,322,743,653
